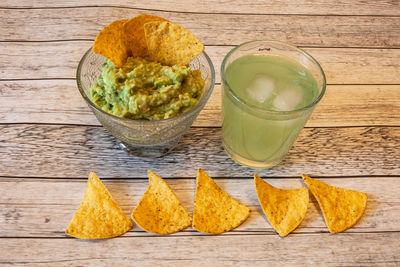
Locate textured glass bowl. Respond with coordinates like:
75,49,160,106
77,48,215,157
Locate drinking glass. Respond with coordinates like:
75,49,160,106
221,40,326,168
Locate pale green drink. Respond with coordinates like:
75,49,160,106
221,41,326,168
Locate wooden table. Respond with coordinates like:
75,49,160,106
1,1,400,265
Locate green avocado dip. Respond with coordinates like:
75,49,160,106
90,57,204,120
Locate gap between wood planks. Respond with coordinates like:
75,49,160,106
1,78,399,87
0,175,399,180
1,122,400,129
0,76,399,86
1,230,400,239
1,5,400,17
1,39,400,50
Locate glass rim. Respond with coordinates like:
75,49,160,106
220,40,327,115
76,47,216,125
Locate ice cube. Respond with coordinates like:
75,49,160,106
272,86,303,111
246,75,275,103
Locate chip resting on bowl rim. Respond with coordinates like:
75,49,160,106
144,21,204,66
123,14,168,57
93,19,130,67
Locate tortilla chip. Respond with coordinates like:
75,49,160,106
65,172,132,239
93,19,130,67
192,169,250,234
254,174,308,237
302,174,367,234
144,21,204,66
131,170,192,234
123,15,167,57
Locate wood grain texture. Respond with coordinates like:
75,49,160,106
0,177,398,237
1,80,399,127
0,125,398,178
1,0,400,265
2,42,400,85
2,0,400,15
1,8,400,47
1,233,399,266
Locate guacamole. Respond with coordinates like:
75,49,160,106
90,57,204,120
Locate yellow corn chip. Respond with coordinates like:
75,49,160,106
254,174,308,237
302,174,367,234
192,169,250,234
65,172,132,239
132,170,192,235
123,14,167,57
93,19,130,67
144,21,204,66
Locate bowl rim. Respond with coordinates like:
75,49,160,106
76,47,216,124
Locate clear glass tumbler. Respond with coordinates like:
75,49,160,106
77,48,215,158
221,40,326,168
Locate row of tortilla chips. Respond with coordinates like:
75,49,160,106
66,169,250,239
66,171,367,239
93,14,204,67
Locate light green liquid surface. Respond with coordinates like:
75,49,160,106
222,54,319,168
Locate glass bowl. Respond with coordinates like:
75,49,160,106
77,48,215,157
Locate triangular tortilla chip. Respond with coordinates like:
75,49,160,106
192,169,250,234
66,172,132,239
254,174,308,237
123,14,167,57
302,174,367,234
131,170,192,234
93,19,130,67
144,21,204,66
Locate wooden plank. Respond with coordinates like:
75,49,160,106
0,125,398,178
0,233,399,266
1,80,399,127
2,0,400,16
1,8,400,48
1,42,400,85
0,177,399,237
